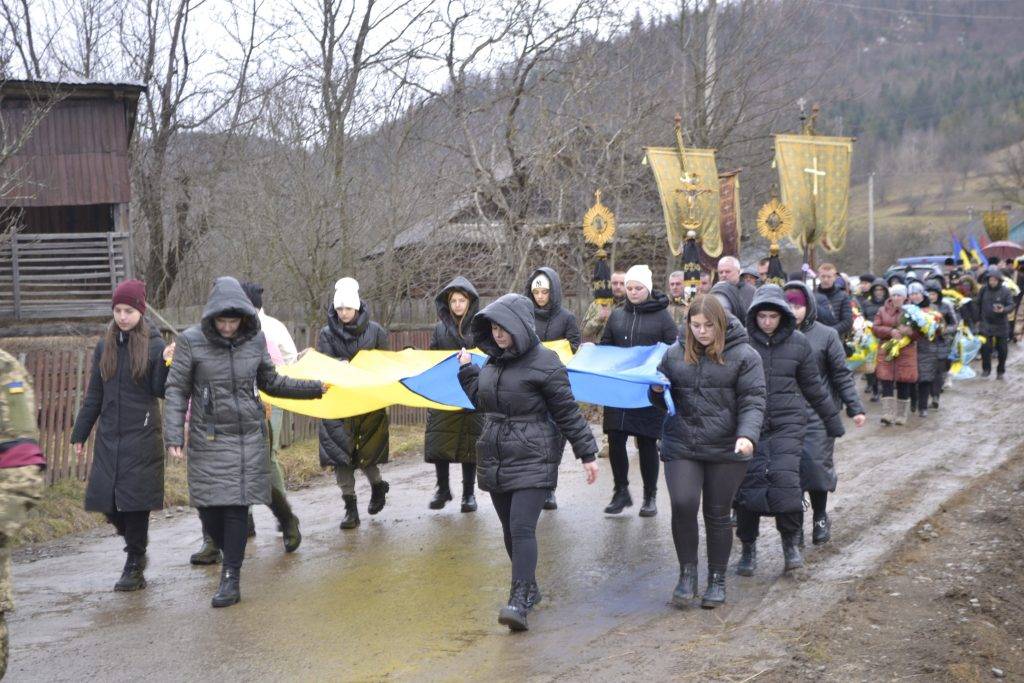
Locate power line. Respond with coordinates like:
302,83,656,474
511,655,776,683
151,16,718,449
816,0,1024,20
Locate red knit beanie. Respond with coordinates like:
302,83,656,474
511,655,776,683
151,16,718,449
784,288,807,308
112,279,147,314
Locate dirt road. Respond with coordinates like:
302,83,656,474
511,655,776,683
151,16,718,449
9,356,1024,681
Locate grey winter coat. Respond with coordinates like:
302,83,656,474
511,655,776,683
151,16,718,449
976,268,1015,338
858,279,889,323
600,291,679,439
652,317,766,464
317,305,390,469
163,277,323,507
736,285,845,515
817,284,854,337
526,267,581,352
785,281,864,493
424,277,483,465
914,300,945,383
457,294,597,493
72,325,169,513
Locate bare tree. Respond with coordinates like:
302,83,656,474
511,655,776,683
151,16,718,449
48,0,119,79
0,0,45,78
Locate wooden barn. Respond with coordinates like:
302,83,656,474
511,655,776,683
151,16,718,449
0,78,145,320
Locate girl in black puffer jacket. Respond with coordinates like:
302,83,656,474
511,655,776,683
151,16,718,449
735,285,844,575
317,277,390,530
652,295,766,609
424,277,483,512
457,293,598,632
599,265,678,517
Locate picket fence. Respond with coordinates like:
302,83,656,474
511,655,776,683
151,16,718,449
19,328,433,486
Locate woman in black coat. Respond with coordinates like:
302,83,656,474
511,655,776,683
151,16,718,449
72,280,171,592
736,285,845,574
163,277,325,607
424,277,483,512
457,293,598,632
317,277,390,530
652,295,766,608
783,282,866,547
599,265,678,517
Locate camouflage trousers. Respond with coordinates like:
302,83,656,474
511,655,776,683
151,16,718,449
0,465,44,679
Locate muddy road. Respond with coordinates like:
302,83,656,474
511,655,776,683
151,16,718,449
9,356,1024,681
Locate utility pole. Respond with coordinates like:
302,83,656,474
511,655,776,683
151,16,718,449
868,172,875,273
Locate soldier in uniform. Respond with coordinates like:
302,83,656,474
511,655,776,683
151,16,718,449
0,348,45,678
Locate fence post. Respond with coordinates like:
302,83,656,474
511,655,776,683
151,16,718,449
11,235,20,320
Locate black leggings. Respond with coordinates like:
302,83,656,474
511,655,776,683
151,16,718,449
434,462,476,493
664,459,747,574
106,510,150,556
735,509,802,543
607,431,660,494
809,490,828,519
197,505,249,571
489,488,548,582
879,379,913,399
915,381,931,410
981,336,1008,375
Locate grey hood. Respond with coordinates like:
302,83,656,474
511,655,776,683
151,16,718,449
435,276,480,338
200,276,260,347
472,293,540,361
745,284,796,345
710,281,745,318
783,280,817,331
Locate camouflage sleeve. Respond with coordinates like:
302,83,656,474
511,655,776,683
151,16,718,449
0,351,39,444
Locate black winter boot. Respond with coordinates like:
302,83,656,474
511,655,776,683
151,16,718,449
114,553,146,591
429,486,452,510
603,486,633,514
498,580,531,632
211,568,241,608
736,541,757,576
671,563,699,607
812,513,832,545
525,580,542,610
247,509,256,537
270,488,301,553
782,534,804,571
340,495,360,529
368,481,390,515
461,490,477,513
190,533,222,565
543,491,558,510
639,490,658,517
701,571,727,609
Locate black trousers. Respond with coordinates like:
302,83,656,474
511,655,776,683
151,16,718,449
197,505,249,571
489,488,548,582
735,508,802,543
434,462,476,494
808,490,828,519
106,510,150,556
879,379,913,399
914,381,931,411
664,459,747,574
607,431,660,494
981,336,1008,375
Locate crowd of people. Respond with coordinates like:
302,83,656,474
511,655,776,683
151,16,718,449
6,250,1013,638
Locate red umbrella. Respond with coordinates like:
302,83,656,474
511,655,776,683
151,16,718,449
982,240,1024,261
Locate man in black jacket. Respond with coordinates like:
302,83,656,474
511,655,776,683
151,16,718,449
816,262,853,339
977,266,1015,379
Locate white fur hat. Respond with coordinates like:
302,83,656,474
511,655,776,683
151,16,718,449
624,264,653,293
333,277,360,310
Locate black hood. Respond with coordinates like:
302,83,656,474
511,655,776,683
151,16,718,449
984,266,1004,287
200,276,260,347
783,280,817,331
710,281,744,318
623,289,671,314
746,284,796,345
472,293,540,361
870,278,889,301
723,315,750,350
435,276,480,338
887,272,906,286
327,303,372,342
526,266,563,320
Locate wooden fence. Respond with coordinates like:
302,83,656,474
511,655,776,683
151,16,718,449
19,327,434,487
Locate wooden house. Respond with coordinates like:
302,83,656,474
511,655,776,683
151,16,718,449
0,79,145,320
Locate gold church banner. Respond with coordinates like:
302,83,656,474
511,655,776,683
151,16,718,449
774,133,853,252
644,146,722,258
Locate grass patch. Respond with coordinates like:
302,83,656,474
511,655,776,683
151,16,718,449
16,425,428,547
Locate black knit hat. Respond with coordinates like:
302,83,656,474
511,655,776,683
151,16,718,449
241,281,264,310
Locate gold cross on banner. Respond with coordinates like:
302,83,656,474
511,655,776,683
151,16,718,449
804,156,826,196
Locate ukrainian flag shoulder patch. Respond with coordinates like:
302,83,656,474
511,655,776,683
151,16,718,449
5,381,25,394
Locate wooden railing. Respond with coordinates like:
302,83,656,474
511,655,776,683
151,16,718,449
0,231,133,319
